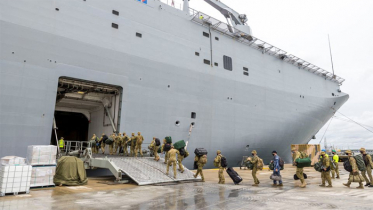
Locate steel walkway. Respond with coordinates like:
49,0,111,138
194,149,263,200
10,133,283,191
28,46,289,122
90,155,200,186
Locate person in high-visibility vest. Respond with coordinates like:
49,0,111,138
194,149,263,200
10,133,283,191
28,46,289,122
331,150,340,179
59,137,65,151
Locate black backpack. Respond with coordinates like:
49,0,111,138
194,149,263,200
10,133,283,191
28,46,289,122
279,157,285,168
221,156,227,168
179,148,186,156
155,138,161,146
164,143,171,152
102,135,108,142
344,159,352,172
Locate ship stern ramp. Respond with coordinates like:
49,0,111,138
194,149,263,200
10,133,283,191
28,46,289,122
89,155,200,186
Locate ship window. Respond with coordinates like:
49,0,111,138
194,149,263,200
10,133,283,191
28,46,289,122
203,32,210,38
214,62,218,66
112,10,119,16
243,67,249,71
195,52,200,56
136,32,142,38
243,72,249,76
204,59,210,65
55,8,59,11
112,23,119,29
191,112,196,119
223,55,233,71
215,37,219,41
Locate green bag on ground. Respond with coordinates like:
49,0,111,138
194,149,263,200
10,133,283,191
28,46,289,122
165,136,172,144
354,155,366,171
173,140,186,150
296,158,311,168
53,156,88,186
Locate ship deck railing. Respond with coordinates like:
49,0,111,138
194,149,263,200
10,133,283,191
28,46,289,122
188,8,345,85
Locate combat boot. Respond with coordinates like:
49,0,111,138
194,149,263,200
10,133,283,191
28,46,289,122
271,184,277,187
357,183,364,189
300,182,307,188
252,184,259,187
278,183,283,186
336,176,340,179
326,185,333,188
343,183,350,188
319,184,325,187
364,183,370,187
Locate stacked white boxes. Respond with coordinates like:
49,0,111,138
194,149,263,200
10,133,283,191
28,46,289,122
0,157,32,196
30,166,56,187
27,145,57,188
27,145,57,166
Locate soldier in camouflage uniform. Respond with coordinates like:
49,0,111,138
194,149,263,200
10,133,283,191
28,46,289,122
178,148,188,173
194,154,207,182
135,132,144,157
343,150,364,189
109,134,116,155
90,134,99,154
166,146,180,179
162,139,171,164
153,137,160,161
122,132,130,156
292,146,307,188
130,133,137,157
247,150,260,186
100,133,106,155
114,133,122,155
319,151,332,187
214,150,225,184
360,148,373,187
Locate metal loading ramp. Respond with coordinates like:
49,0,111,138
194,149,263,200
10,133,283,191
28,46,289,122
90,155,200,186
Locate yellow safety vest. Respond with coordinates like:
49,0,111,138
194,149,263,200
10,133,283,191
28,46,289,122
59,139,64,148
333,154,339,163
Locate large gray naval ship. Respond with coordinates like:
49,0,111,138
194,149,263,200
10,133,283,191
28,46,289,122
0,0,348,167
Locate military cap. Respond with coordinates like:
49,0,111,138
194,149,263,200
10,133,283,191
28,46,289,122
360,148,366,152
321,151,326,155
217,150,221,154
345,150,352,154
252,150,257,155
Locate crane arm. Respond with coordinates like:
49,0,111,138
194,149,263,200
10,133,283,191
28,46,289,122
203,0,247,25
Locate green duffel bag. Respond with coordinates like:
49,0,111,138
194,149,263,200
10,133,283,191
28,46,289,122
173,140,186,150
354,155,366,171
314,162,323,172
246,161,254,170
295,158,311,168
268,161,284,170
269,162,274,170
158,145,163,153
165,136,172,144
105,138,114,145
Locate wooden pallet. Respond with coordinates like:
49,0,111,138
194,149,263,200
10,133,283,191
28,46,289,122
30,185,55,189
0,190,30,197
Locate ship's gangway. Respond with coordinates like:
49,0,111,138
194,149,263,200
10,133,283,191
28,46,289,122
87,154,200,186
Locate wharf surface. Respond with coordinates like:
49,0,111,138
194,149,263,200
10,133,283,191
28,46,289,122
0,163,372,210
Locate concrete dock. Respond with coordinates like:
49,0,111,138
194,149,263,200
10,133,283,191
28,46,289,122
1,163,372,210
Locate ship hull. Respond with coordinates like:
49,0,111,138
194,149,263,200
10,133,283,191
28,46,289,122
0,0,348,168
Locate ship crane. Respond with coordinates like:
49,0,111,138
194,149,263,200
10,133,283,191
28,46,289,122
203,0,252,36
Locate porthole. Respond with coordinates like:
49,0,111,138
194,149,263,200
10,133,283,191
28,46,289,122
175,121,180,126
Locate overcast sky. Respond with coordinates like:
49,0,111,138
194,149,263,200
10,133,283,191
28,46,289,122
167,0,373,149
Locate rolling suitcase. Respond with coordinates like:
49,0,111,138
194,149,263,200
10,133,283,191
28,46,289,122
226,167,242,185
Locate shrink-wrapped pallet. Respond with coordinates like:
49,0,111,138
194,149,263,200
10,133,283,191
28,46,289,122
30,166,56,187
27,145,57,166
1,156,27,166
0,165,32,196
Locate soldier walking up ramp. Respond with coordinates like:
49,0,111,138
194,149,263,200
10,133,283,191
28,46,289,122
90,155,200,186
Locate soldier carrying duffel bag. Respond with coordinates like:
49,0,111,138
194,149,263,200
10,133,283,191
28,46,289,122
291,146,307,188
343,150,365,189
